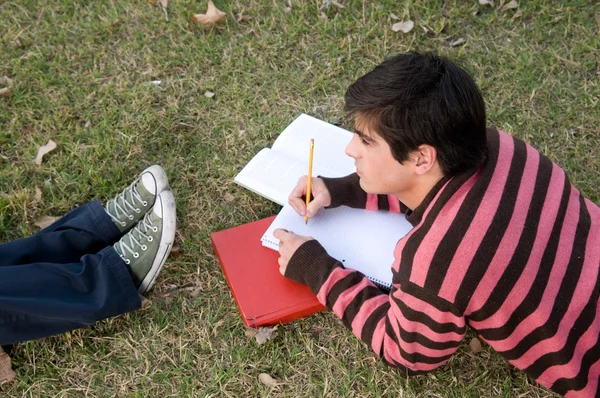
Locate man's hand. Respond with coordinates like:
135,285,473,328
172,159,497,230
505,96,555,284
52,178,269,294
273,229,314,276
288,176,331,220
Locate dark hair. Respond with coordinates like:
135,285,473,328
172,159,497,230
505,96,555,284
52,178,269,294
344,52,488,176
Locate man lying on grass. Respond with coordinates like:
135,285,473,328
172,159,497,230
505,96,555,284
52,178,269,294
274,52,600,397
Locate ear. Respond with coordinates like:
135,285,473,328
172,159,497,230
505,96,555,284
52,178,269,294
413,145,438,176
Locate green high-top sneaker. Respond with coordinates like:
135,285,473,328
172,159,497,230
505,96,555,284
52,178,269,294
113,190,176,294
105,165,169,233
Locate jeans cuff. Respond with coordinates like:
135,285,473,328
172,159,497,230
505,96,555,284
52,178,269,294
87,200,123,243
100,246,142,311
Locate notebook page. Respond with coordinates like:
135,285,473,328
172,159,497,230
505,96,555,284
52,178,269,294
271,114,355,176
262,205,413,288
234,148,350,206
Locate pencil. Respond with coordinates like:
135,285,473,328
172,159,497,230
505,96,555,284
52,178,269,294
305,139,314,225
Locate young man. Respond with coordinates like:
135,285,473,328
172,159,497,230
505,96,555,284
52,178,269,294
0,165,176,346
274,53,600,397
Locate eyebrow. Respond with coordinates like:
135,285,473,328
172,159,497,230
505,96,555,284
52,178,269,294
354,128,376,144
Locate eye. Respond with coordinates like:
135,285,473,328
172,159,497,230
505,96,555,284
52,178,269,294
360,137,370,146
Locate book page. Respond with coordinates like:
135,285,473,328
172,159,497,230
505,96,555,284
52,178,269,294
261,205,413,288
234,115,357,205
271,114,355,176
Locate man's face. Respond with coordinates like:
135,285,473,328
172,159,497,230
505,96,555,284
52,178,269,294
345,116,419,197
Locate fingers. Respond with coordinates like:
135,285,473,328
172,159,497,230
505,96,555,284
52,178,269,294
288,176,308,216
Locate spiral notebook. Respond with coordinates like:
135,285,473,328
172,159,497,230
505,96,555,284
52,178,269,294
261,205,413,289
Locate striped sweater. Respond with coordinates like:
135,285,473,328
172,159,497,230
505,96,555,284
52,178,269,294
285,128,600,397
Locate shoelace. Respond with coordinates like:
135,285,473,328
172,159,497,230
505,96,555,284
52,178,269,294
116,213,159,265
106,180,148,227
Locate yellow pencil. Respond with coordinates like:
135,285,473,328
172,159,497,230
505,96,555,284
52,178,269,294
305,139,314,224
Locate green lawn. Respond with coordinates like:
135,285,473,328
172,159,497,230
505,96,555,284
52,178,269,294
1,0,598,396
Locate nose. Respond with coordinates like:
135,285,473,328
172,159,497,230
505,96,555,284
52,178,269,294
345,134,360,159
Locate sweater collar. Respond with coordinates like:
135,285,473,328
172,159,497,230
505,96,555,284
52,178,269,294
404,175,451,227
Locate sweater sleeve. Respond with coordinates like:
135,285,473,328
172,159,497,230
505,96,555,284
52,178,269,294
321,173,408,213
285,240,466,375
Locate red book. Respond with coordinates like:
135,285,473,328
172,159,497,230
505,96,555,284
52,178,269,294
211,216,326,327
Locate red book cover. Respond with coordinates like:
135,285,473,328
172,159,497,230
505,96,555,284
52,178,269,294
211,216,326,328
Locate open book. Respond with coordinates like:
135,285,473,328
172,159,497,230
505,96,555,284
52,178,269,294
234,114,355,206
235,114,413,289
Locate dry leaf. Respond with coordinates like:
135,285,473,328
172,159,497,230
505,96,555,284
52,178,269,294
330,1,345,9
501,0,518,11
258,373,283,387
238,129,246,137
0,347,16,385
478,0,493,5
512,8,523,20
284,7,292,13
469,337,483,354
169,243,182,258
244,326,258,338
0,87,11,97
159,0,168,21
224,193,235,202
450,37,466,47
204,91,215,98
250,325,278,344
34,186,42,202
33,139,57,165
392,20,414,33
390,13,400,20
34,215,60,229
193,1,226,25
0,76,12,86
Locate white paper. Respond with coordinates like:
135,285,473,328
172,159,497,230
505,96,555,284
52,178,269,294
262,205,413,288
234,114,355,205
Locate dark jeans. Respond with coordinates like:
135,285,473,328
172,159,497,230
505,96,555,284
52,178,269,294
0,201,141,346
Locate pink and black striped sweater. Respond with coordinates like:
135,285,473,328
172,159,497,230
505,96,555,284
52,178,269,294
284,128,600,397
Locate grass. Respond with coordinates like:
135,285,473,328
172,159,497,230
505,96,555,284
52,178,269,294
1,0,599,396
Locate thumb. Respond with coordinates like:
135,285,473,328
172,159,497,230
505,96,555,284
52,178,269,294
273,228,291,240
306,197,326,217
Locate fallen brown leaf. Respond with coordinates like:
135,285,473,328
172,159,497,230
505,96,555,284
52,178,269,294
0,87,11,97
501,0,518,11
159,0,168,21
0,76,12,86
34,186,42,202
450,37,466,47
392,20,414,33
33,139,57,165
390,13,400,20
330,1,345,9
169,243,182,258
224,193,235,202
258,373,283,387
469,337,483,354
255,325,278,344
0,346,16,385
34,215,60,229
511,8,523,20
193,1,226,25
244,326,258,338
204,91,215,98
479,0,493,5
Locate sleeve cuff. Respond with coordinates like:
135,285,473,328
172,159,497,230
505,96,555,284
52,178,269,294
284,239,343,295
320,173,366,209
